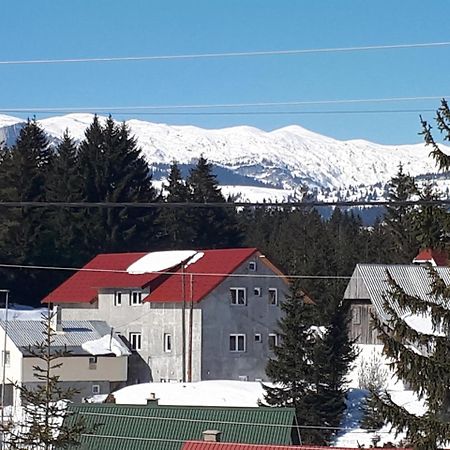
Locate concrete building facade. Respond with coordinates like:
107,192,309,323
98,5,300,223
45,248,294,383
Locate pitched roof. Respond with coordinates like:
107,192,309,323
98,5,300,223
413,248,448,267
64,403,295,450
182,444,406,450
344,264,450,323
0,319,129,356
147,248,258,303
44,248,261,304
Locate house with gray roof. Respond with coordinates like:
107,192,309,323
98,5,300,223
0,310,129,407
344,263,450,344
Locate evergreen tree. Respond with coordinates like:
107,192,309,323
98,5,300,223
264,282,319,444
371,268,450,449
187,156,242,248
0,119,55,304
77,115,158,254
1,309,88,449
383,164,418,262
157,161,195,248
411,183,449,250
45,131,86,266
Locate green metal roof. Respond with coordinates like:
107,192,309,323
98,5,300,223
64,403,296,450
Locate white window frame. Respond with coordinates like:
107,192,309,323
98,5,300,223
268,288,278,305
229,334,246,352
129,332,142,351
114,291,123,306
230,287,247,306
92,384,100,395
130,291,143,306
254,333,262,343
248,261,257,271
268,333,278,349
164,333,172,353
253,287,262,297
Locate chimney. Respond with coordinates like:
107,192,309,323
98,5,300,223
202,430,222,442
50,305,63,333
146,392,159,406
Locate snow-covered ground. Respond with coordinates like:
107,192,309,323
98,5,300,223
0,305,47,321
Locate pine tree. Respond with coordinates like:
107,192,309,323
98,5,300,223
45,131,86,266
77,115,158,254
187,156,242,248
384,164,418,262
0,119,55,304
263,282,319,444
1,309,88,449
370,268,450,449
157,161,195,248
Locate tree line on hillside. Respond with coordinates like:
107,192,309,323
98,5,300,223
0,107,449,447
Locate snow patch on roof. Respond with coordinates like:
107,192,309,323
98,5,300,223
81,335,130,357
126,250,197,274
184,252,204,267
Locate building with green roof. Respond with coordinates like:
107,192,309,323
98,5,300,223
64,402,297,450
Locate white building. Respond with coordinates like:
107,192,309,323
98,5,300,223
0,315,129,407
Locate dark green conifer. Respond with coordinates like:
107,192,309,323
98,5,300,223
77,115,158,254
187,156,242,248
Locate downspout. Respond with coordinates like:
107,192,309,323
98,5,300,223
187,274,194,382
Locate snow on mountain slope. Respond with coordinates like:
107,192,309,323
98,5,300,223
0,113,448,198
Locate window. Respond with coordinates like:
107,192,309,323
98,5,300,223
88,356,97,370
229,334,246,352
1,351,10,367
353,307,361,325
92,384,100,395
114,291,123,306
268,288,278,305
248,261,257,271
254,333,262,343
268,333,278,349
130,291,143,305
253,287,262,297
230,288,246,305
164,333,172,352
129,332,142,351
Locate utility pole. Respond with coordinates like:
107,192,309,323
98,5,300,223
181,266,186,383
0,289,9,450
187,274,194,383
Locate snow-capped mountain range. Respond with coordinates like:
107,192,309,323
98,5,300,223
0,113,449,203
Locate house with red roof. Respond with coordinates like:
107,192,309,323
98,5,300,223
44,248,294,384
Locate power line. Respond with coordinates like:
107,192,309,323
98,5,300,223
1,41,450,66
0,262,353,280
79,410,389,433
0,95,448,113
0,108,438,117
0,199,447,209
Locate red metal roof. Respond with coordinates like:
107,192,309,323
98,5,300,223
147,248,258,303
43,248,259,304
182,442,408,450
413,248,448,267
44,253,158,303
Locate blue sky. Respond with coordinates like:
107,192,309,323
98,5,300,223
1,1,450,144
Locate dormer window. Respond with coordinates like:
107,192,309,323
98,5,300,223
130,291,143,306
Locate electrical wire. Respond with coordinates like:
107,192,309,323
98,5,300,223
1,41,450,66
0,199,447,209
0,95,448,113
0,108,438,117
78,410,389,433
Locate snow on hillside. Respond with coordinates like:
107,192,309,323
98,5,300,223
1,113,448,201
0,306,46,321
